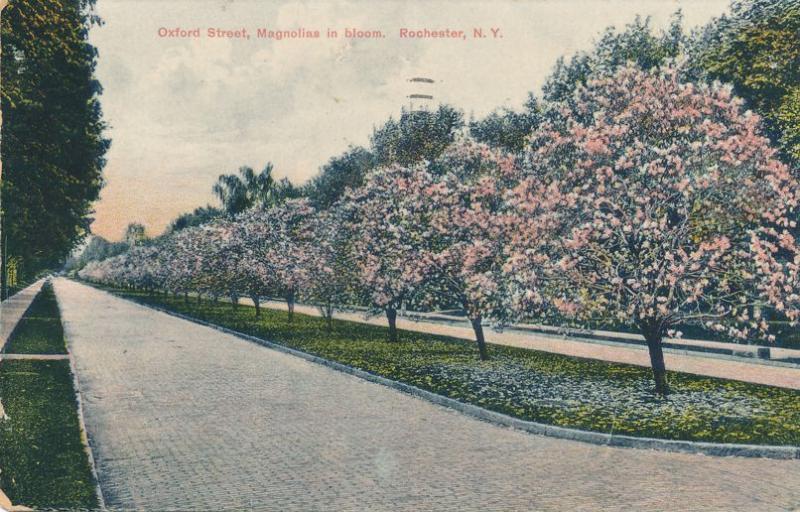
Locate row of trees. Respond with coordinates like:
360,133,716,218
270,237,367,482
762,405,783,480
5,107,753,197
80,64,800,395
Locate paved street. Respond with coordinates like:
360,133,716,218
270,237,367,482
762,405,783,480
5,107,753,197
54,278,800,511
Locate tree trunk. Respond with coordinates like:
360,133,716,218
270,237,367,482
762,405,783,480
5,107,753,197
386,307,398,342
184,291,189,304
287,289,295,323
252,295,261,317
644,329,669,396
230,294,239,310
325,302,333,333
197,292,202,304
470,315,490,361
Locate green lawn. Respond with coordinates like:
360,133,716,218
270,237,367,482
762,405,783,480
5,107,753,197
97,284,800,446
0,283,98,509
4,282,67,354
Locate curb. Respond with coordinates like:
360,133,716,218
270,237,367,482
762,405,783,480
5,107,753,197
65,351,107,511
104,290,800,461
54,289,107,510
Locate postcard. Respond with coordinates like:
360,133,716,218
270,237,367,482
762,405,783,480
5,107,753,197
1,0,798,510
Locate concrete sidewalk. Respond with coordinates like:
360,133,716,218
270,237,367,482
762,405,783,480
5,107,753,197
0,279,44,352
246,298,800,390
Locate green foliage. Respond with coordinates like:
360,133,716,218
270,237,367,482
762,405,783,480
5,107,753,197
469,96,543,153
63,235,128,272
1,0,109,289
4,283,67,354
692,0,800,160
101,283,800,446
371,105,465,166
165,205,223,234
123,222,147,246
542,13,685,104
213,163,299,215
304,146,376,209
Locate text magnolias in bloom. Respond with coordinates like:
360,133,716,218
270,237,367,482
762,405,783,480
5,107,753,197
157,26,503,41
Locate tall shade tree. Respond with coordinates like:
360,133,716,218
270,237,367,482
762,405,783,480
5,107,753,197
1,0,109,294
371,105,464,167
542,13,685,105
304,146,376,209
469,96,543,154
508,65,799,395
213,163,289,215
693,0,800,161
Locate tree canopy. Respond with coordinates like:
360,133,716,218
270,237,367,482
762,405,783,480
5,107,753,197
1,0,109,294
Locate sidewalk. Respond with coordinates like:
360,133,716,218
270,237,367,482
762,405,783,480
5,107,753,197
408,311,800,363
0,279,44,352
251,298,800,390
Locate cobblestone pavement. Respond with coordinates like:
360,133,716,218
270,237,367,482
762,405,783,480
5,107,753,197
54,279,800,512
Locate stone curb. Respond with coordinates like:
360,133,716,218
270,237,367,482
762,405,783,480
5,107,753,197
106,293,800,461
65,350,107,511
53,287,107,511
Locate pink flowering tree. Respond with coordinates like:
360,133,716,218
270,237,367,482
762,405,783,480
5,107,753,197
415,139,521,359
298,206,361,332
238,199,315,322
344,165,439,342
508,65,800,394
345,139,520,357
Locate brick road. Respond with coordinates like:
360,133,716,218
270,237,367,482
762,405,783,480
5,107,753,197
53,278,800,511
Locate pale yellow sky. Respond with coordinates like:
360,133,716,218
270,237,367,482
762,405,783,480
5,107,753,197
89,0,730,241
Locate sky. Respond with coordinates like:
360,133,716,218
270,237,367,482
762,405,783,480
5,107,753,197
88,0,731,241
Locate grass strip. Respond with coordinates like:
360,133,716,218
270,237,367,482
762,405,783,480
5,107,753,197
4,282,67,355
0,280,98,509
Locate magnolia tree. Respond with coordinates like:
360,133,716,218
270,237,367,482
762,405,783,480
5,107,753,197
222,214,276,316
344,164,438,342
508,64,800,394
298,206,360,331
418,140,521,359
345,139,520,357
239,199,315,322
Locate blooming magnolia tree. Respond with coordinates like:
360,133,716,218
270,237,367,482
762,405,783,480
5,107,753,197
238,199,315,322
419,140,520,359
77,64,800,395
346,138,520,358
298,206,360,331
508,65,800,394
344,164,438,342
